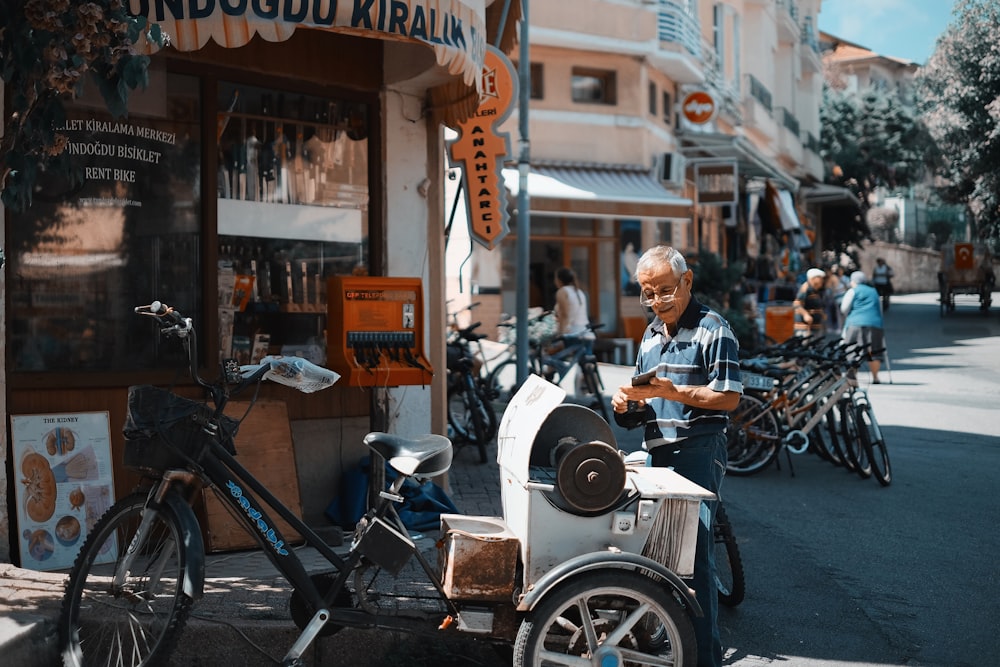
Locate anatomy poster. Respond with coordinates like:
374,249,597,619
11,412,115,571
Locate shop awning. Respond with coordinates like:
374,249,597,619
800,183,861,206
128,0,523,126
500,165,693,219
678,132,799,191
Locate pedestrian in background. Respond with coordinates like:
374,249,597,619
793,267,828,337
610,245,742,667
553,267,593,344
872,257,894,312
841,270,886,383
825,266,849,333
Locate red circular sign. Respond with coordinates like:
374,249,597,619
681,91,717,125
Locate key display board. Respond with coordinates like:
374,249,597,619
327,276,433,386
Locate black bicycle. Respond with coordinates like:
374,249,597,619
488,321,610,422
446,320,498,463
58,300,703,667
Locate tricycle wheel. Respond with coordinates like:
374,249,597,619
513,570,697,666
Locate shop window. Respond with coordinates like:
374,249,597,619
8,72,202,373
571,68,617,105
215,82,369,366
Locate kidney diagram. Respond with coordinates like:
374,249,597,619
21,451,58,523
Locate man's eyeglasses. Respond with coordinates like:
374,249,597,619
638,282,682,307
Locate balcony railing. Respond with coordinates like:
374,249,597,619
777,0,799,22
656,0,702,60
801,15,819,52
746,74,772,113
780,107,800,137
805,131,821,154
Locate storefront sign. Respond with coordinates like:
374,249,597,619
681,90,717,125
446,45,518,249
11,412,116,571
128,0,488,92
695,161,738,206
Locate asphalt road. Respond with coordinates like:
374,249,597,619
641,292,1000,667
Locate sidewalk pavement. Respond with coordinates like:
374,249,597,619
0,363,640,667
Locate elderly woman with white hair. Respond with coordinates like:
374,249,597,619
841,271,886,383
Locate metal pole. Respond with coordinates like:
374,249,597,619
516,0,531,385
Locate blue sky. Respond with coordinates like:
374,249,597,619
818,0,959,64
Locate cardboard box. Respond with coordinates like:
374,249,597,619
200,399,303,552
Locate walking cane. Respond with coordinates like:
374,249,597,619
882,332,893,385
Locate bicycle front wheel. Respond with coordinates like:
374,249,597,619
60,492,193,667
839,399,871,479
447,380,497,462
856,401,891,486
726,393,780,475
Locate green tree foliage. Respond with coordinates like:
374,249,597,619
0,0,163,211
917,0,1000,250
819,85,939,247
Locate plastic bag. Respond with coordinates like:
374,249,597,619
241,355,340,393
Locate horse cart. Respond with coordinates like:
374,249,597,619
938,242,995,315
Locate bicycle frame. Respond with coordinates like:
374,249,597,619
159,435,464,659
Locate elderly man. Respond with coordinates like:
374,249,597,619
611,245,742,667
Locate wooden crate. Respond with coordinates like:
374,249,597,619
201,399,304,552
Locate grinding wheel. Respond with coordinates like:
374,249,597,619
555,440,626,512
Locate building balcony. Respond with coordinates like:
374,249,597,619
776,0,800,44
741,74,777,140
651,0,706,84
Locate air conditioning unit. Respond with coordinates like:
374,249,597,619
658,152,686,189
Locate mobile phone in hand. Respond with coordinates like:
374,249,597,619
631,369,656,386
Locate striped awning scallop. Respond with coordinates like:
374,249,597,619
128,0,522,125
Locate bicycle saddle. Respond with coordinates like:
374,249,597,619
363,432,453,479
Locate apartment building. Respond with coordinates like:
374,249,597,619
447,0,832,339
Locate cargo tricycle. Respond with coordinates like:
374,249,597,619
59,300,711,666
938,242,995,315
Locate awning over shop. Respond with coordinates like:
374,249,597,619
500,165,692,219
678,132,799,191
128,0,523,126
800,183,861,206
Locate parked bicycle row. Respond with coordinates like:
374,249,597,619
727,335,892,486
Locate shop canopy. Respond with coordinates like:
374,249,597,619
500,165,692,220
679,132,798,192
128,0,522,126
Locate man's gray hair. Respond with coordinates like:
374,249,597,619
634,245,688,281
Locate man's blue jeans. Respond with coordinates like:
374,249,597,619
650,432,727,667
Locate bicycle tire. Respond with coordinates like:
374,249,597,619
714,504,745,607
579,358,610,422
447,381,497,463
856,401,892,486
60,492,193,667
513,570,697,667
809,397,843,467
839,398,872,479
824,399,856,472
486,358,521,402
726,393,780,475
